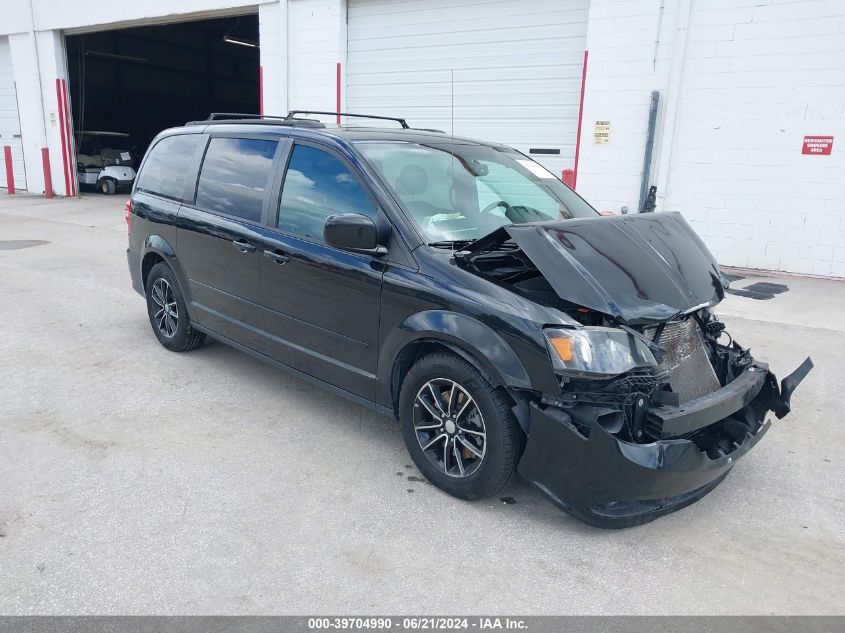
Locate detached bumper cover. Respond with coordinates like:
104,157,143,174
518,357,813,528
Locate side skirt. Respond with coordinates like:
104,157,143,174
191,323,394,419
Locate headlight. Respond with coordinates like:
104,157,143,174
543,327,658,377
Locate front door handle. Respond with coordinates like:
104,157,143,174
232,239,257,253
263,248,290,265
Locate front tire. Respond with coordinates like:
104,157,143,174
398,352,522,500
145,262,205,352
99,178,116,195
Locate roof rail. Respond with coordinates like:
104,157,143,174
186,113,326,128
287,110,409,129
207,112,266,120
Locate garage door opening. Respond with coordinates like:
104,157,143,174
65,13,259,194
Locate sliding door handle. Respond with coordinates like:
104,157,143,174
232,239,257,253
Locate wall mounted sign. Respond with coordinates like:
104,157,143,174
802,136,833,155
594,121,610,145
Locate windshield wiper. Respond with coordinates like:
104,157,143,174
427,239,476,249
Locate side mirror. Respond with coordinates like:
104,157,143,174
77,162,84,172
324,213,386,256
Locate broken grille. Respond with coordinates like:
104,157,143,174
653,319,720,404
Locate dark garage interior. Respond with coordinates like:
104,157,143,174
66,14,260,164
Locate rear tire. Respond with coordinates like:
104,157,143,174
398,352,522,500
145,262,205,352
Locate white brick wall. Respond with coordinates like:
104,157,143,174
576,0,679,213
260,1,287,116
668,0,845,277
578,0,845,278
288,0,346,120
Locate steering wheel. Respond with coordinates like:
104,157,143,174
480,200,513,215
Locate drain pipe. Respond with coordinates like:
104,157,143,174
27,0,53,196
653,0,694,213
638,90,660,213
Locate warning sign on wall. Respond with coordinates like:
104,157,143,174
802,136,833,155
594,121,611,145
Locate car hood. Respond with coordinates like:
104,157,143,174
464,212,726,324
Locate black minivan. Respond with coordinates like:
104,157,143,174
127,112,811,527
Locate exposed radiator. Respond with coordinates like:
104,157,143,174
654,319,720,403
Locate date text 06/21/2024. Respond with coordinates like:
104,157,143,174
307,617,528,630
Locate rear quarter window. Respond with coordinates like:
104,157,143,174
136,134,201,200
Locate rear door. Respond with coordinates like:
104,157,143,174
177,133,286,350
255,141,385,399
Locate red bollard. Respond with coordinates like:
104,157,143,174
41,147,53,198
561,169,575,189
3,146,13,194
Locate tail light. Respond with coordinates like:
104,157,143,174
124,198,132,233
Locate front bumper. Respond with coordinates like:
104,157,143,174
518,358,812,528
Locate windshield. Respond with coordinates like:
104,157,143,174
356,141,597,244
78,134,132,166
100,135,130,152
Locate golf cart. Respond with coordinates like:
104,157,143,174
76,131,137,195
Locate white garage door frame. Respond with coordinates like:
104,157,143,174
61,6,261,36
345,0,589,177
0,36,27,191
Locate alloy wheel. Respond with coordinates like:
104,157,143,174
413,378,487,478
151,278,178,338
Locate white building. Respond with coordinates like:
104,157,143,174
1,0,843,276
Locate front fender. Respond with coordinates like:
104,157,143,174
378,310,534,417
101,166,136,179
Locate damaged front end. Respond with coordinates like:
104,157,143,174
456,213,813,527
519,313,813,528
